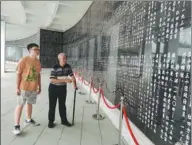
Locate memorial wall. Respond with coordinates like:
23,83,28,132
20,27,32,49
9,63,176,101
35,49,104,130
40,2,191,145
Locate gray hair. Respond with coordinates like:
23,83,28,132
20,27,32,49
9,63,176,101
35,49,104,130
58,53,66,59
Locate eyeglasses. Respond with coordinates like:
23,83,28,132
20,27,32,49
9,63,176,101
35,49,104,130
31,48,40,51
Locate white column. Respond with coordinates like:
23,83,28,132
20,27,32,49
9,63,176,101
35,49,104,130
1,21,6,76
23,47,28,57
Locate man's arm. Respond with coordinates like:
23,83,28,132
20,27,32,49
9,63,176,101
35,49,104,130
16,58,25,95
16,73,22,90
37,61,42,94
16,73,22,95
50,67,72,84
38,73,41,91
71,76,77,89
50,78,72,84
68,65,77,89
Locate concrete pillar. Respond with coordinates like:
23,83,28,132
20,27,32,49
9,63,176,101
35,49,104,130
23,47,28,57
1,21,6,76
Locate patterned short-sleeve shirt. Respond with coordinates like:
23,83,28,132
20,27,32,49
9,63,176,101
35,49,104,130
16,56,41,91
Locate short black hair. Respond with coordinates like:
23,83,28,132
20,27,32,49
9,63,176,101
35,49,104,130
27,43,39,51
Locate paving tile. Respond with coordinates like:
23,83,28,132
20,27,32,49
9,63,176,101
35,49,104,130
80,106,103,145
1,71,123,145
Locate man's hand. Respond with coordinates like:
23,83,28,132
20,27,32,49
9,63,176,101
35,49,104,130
66,79,72,83
16,89,21,96
74,86,78,90
37,88,41,94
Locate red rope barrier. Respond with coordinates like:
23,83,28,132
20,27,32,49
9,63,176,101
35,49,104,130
123,107,139,145
100,89,120,109
74,72,77,77
75,74,139,145
78,76,83,82
75,73,139,145
84,79,90,86
92,87,99,94
75,73,79,78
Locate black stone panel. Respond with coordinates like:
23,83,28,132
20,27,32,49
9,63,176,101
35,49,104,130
40,1,191,145
40,29,63,68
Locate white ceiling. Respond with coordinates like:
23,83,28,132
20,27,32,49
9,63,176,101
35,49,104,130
1,1,92,41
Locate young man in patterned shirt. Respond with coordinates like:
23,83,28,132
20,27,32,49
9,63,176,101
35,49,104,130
13,43,41,135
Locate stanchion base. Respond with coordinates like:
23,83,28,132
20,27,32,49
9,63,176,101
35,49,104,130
85,100,96,104
113,141,123,145
92,114,105,120
78,92,86,95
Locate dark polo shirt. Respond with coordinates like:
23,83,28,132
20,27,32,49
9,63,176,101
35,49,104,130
50,63,73,86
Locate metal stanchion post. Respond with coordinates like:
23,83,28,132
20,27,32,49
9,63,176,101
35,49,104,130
78,65,85,95
92,83,105,120
114,96,124,145
86,77,96,104
79,76,85,95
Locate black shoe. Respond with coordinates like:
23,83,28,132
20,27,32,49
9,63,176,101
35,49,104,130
48,122,56,128
61,120,72,127
25,119,40,126
12,125,21,135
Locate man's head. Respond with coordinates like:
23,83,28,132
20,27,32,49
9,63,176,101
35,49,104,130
27,43,40,57
58,53,67,66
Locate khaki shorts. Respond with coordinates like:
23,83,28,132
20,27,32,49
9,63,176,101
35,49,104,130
17,90,37,105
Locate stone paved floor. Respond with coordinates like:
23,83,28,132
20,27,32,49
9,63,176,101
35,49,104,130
1,70,127,145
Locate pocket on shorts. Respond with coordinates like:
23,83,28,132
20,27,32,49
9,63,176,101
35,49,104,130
32,91,38,96
17,95,26,105
20,90,26,97
27,91,37,104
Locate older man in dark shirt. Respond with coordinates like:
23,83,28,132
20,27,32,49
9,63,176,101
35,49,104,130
48,53,77,128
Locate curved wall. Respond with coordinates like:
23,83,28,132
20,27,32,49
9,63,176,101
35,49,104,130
40,2,191,145
5,32,40,62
